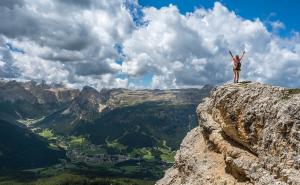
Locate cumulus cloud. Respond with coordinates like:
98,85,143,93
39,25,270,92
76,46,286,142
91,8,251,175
0,0,134,89
122,2,300,88
0,1,299,89
271,20,285,31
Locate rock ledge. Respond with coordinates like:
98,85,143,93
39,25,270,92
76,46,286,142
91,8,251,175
156,82,300,185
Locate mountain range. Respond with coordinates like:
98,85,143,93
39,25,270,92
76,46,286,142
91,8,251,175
0,79,213,185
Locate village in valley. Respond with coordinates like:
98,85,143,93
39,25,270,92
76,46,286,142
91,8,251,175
19,117,175,169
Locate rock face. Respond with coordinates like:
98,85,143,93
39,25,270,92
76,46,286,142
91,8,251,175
0,80,38,103
66,86,214,120
157,82,300,185
101,86,214,109
22,80,79,104
0,80,79,104
0,80,79,119
68,86,107,120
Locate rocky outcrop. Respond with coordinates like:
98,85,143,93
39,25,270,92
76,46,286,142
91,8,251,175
0,80,38,103
157,82,300,185
68,86,108,120
103,86,214,109
0,80,79,119
47,88,79,102
67,86,214,120
22,80,79,104
0,80,79,104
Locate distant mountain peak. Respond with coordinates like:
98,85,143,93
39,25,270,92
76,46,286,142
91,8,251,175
81,86,99,93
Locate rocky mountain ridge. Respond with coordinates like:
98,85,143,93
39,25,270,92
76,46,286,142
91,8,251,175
0,79,215,185
45,83,214,121
0,80,212,121
0,80,79,104
157,82,300,185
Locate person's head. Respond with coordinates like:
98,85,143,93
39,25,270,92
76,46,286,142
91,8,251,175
235,55,240,60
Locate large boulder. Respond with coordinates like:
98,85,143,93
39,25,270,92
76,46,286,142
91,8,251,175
157,82,300,185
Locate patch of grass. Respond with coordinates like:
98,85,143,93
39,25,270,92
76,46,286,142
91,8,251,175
238,81,252,87
69,136,87,147
38,129,56,140
130,148,154,161
282,89,300,99
106,139,127,152
158,147,175,163
285,89,300,94
142,149,154,161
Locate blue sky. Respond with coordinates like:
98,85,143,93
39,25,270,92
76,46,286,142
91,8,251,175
139,0,300,36
1,0,300,89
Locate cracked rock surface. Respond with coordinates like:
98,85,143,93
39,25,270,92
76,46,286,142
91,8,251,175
156,82,300,185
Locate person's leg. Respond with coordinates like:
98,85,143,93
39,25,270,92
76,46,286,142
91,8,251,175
237,71,240,83
233,70,237,83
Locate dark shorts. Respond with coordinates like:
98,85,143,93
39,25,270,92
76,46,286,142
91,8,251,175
233,68,241,71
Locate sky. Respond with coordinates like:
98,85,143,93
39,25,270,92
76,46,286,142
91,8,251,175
139,0,300,35
0,0,300,89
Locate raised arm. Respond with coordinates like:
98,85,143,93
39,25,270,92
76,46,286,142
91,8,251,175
229,50,234,60
240,51,246,61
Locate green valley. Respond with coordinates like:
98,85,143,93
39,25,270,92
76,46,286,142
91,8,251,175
0,80,212,185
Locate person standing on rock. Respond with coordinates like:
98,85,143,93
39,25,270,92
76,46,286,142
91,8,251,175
229,50,245,83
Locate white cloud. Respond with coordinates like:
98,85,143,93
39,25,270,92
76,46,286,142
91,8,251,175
0,0,135,89
0,1,299,89
122,2,300,88
271,20,285,31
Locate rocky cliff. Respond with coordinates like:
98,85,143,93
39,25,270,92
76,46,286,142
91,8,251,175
0,80,79,104
157,82,300,185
